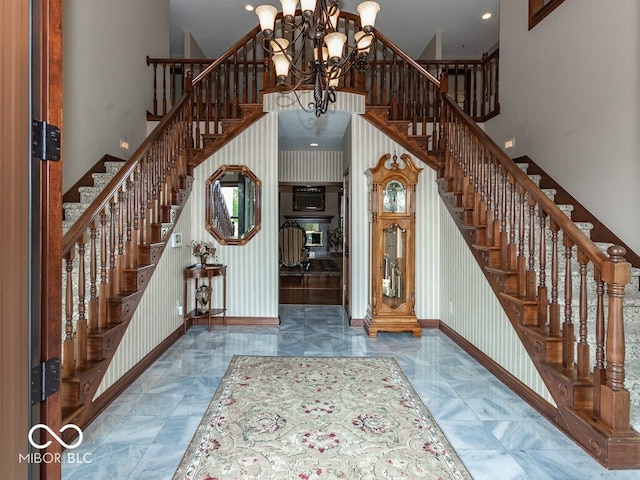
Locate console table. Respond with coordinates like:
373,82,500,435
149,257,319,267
183,264,226,332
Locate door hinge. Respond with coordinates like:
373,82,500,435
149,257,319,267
32,119,61,161
31,358,60,405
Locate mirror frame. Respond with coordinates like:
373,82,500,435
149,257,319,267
205,165,262,246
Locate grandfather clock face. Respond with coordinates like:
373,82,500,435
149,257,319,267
382,180,406,213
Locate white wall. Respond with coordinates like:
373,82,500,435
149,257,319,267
485,0,640,255
62,0,170,191
97,196,193,396
438,202,554,404
184,32,206,59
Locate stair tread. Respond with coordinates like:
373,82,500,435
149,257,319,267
540,361,595,385
485,266,516,275
499,291,538,305
64,359,108,381
87,323,127,336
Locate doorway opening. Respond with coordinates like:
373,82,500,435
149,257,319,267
278,183,344,305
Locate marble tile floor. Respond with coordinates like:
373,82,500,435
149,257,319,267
63,305,640,480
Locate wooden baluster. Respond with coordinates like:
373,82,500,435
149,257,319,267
194,83,202,148
537,210,549,330
563,236,575,371
526,199,537,299
493,55,499,116
233,53,239,117
517,185,527,297
472,62,478,118
402,57,408,119
381,45,387,108
601,245,631,432
116,188,125,295
63,251,75,377
151,61,158,116
411,68,417,137
481,52,488,118
476,146,487,228
204,73,211,136
499,167,509,265
124,177,133,269
467,134,476,213
132,167,141,267
549,220,561,336
506,176,517,271
76,236,87,368
214,70,220,135
108,198,117,299
99,209,108,329
577,249,589,379
391,52,398,119
140,155,149,247
250,37,257,103
185,71,194,148
436,72,446,149
490,159,500,247
483,155,494,246
243,43,248,108
370,40,378,105
593,269,605,418
169,61,176,107
88,221,98,332
473,138,482,217
162,63,167,115
224,60,231,118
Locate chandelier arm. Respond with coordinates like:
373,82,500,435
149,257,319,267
257,2,380,116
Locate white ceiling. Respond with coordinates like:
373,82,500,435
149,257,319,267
169,0,500,150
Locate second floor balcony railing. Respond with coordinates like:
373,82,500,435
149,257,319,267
146,15,499,126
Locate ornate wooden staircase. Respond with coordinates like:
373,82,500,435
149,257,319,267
58,10,640,468
429,95,640,468
60,86,264,433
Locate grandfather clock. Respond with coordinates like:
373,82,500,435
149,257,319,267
365,153,422,337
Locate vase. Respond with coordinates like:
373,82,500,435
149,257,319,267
195,285,211,315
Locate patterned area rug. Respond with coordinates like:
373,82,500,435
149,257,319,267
174,356,471,479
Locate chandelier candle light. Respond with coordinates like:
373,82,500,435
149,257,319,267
256,0,380,116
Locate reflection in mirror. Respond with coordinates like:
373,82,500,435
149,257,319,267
205,165,261,245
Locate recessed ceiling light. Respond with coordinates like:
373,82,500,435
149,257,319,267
481,12,492,20
245,5,254,12
310,143,319,147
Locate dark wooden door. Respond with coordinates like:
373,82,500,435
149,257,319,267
32,1,64,479
1,2,33,478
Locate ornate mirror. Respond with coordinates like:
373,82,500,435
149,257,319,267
205,165,261,245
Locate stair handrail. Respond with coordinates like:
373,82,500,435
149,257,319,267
441,93,608,266
62,87,192,254
368,26,441,88
192,25,263,87
438,77,632,436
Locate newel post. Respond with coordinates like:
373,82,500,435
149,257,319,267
600,245,631,432
438,72,448,150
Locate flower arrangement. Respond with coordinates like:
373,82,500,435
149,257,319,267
190,240,216,261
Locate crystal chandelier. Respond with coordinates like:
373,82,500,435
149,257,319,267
255,0,380,116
